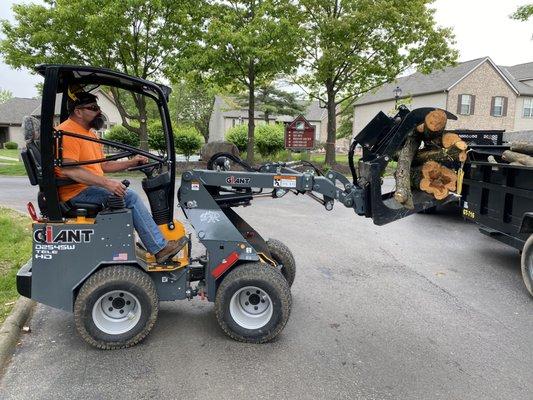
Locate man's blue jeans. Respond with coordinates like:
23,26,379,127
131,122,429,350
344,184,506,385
70,186,167,254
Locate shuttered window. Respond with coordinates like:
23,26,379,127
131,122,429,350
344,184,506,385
459,94,472,115
524,98,533,118
492,97,506,117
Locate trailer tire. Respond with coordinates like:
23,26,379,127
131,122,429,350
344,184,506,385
267,238,296,287
74,265,158,350
215,262,291,343
521,234,533,298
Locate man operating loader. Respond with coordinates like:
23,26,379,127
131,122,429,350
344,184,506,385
56,90,183,263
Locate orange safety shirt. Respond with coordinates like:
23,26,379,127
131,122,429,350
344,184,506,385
55,118,105,202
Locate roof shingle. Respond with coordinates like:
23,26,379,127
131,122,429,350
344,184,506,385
0,97,41,125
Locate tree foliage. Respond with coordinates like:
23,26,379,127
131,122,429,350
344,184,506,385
0,88,13,104
296,0,458,164
0,0,197,150
188,0,302,163
511,4,533,21
169,78,216,143
234,84,308,123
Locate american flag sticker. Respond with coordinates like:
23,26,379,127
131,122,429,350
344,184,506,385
113,253,128,261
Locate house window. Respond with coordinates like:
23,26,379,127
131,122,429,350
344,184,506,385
524,98,533,118
493,97,504,117
459,94,472,115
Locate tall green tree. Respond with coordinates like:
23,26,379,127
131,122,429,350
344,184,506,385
234,84,308,123
169,78,217,143
511,4,533,21
0,0,197,150
0,88,13,104
296,0,458,165
191,0,302,163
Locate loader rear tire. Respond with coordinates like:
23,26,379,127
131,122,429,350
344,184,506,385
215,262,291,343
74,265,158,350
267,238,296,287
521,234,533,297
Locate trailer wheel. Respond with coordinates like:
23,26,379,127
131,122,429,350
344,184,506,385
74,265,158,350
267,238,296,287
521,234,533,297
215,262,291,343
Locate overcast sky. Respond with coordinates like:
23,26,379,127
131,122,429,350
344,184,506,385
0,0,532,98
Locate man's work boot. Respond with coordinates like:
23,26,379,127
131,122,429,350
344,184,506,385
155,236,188,263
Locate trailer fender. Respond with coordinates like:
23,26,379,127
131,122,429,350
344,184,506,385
519,213,533,234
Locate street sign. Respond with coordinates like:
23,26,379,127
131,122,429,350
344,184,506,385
285,115,315,150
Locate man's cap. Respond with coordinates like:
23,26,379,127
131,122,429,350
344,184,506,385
67,87,98,113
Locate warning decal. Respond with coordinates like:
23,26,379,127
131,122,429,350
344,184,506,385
273,175,297,188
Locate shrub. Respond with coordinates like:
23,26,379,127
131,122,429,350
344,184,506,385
147,121,167,153
174,126,203,161
4,141,18,150
255,124,285,158
104,125,140,148
225,124,248,153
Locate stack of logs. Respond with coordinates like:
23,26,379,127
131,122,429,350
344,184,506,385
394,109,468,209
501,143,533,167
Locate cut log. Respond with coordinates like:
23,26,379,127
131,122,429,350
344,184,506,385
412,161,457,201
510,142,533,156
394,131,423,209
442,133,468,151
424,109,447,133
415,146,466,164
502,150,533,167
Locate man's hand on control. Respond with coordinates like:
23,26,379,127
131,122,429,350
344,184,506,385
105,179,127,197
131,155,149,166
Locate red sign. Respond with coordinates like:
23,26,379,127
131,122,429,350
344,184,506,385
285,115,315,150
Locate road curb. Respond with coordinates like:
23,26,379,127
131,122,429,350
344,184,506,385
0,297,35,371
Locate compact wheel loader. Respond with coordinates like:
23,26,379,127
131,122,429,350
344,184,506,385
17,65,453,349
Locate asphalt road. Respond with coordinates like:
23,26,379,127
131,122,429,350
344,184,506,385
0,176,531,400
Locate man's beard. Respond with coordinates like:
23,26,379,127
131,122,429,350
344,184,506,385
90,115,105,130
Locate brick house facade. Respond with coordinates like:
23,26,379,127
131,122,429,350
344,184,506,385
353,57,533,138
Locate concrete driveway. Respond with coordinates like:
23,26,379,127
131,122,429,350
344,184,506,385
0,176,531,399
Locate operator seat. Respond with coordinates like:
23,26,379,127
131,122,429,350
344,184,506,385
20,115,104,218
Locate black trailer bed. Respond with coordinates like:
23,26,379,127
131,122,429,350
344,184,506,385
462,146,533,250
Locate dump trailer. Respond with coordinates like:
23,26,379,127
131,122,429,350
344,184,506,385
462,145,533,296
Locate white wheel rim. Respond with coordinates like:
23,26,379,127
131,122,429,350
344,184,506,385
92,290,141,335
229,286,273,330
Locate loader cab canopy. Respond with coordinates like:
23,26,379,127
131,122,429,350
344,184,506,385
28,64,175,222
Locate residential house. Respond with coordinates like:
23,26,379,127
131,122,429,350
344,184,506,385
352,57,533,139
0,97,41,148
209,95,349,150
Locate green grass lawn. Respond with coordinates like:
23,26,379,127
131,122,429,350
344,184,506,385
0,208,32,323
0,163,27,176
0,149,21,159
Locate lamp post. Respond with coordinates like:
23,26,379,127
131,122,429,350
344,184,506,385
393,86,402,110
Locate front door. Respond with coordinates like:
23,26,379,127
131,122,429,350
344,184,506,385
0,127,8,148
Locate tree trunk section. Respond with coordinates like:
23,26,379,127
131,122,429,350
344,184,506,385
394,132,422,209
510,142,533,156
502,150,533,166
138,96,149,152
246,66,255,164
325,83,336,166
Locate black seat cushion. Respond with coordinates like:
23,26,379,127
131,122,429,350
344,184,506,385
62,201,104,218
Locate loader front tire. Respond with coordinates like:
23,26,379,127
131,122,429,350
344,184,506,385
215,262,291,343
521,234,533,297
74,265,158,350
267,238,296,287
